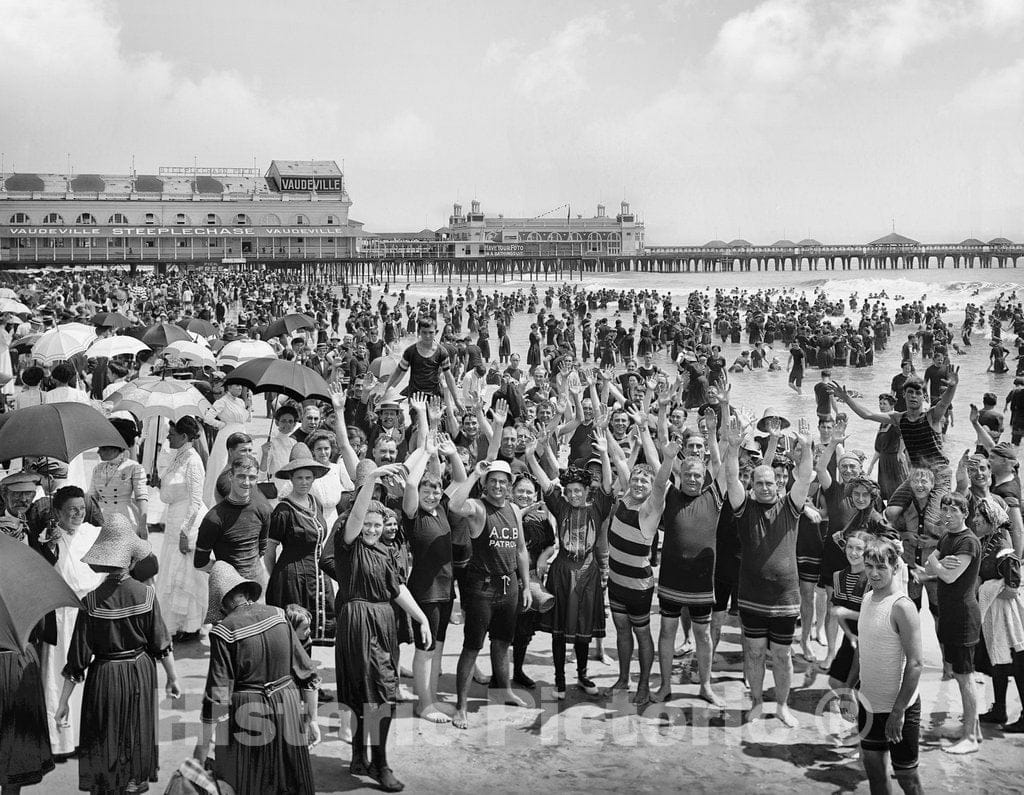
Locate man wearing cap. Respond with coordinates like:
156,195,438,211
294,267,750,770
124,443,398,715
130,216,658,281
307,341,333,380
447,458,533,729
0,470,41,541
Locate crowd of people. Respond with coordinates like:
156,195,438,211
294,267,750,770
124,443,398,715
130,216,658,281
1,269,1023,794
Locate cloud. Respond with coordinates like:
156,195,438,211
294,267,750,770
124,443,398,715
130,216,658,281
950,57,1024,113
484,37,518,65
511,13,611,100
710,0,815,87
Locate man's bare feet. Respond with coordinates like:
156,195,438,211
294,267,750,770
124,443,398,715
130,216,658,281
943,737,979,755
415,702,453,724
777,705,800,728
799,644,816,663
699,685,725,708
632,687,652,709
651,683,674,703
501,690,528,708
452,709,469,730
744,701,764,722
590,650,614,665
605,677,630,696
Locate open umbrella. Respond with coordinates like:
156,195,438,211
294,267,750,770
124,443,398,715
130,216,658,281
107,377,212,421
0,402,125,461
90,312,134,330
0,534,81,652
177,318,218,338
31,324,96,365
0,287,16,300
163,340,217,367
260,313,316,341
217,339,276,367
87,336,151,359
0,298,31,315
11,334,41,354
369,355,400,380
127,322,191,348
224,357,332,402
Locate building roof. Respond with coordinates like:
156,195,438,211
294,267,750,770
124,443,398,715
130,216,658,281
704,240,727,248
960,238,984,246
267,160,342,177
4,174,45,192
797,238,822,246
989,237,1014,245
771,239,796,248
70,175,105,192
191,176,224,194
727,238,752,247
868,232,919,246
134,175,164,192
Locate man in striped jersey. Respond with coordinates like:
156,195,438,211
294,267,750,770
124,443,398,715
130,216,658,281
724,417,813,727
605,439,678,708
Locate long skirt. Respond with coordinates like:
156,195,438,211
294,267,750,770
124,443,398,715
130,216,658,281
214,683,314,795
77,652,159,793
876,453,908,502
540,556,606,642
0,645,53,787
335,600,398,713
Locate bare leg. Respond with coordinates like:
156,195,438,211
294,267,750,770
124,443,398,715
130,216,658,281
743,635,768,720
694,621,724,706
711,610,726,659
860,748,893,795
799,581,817,660
771,645,799,727
414,642,451,723
490,640,526,707
814,586,829,646
653,615,678,702
944,672,979,754
634,624,655,707
453,646,478,729
607,613,633,693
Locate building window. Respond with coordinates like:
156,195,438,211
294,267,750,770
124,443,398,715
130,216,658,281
326,215,338,225
206,213,221,225
295,214,308,225
76,213,97,225
42,212,64,224
108,213,129,224
235,213,251,225
9,212,30,224
177,239,189,247
260,213,281,225
175,213,189,225
144,239,156,248
144,213,157,225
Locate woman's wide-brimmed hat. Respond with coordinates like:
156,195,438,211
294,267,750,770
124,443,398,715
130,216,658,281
81,514,151,569
756,408,791,433
274,442,329,480
207,561,262,620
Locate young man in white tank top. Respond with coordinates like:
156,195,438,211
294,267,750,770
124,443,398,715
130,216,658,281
844,537,923,795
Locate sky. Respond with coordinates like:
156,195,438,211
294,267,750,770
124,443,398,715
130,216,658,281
1,0,1023,244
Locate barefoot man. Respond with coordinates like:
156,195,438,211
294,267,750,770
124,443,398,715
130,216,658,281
606,437,676,708
448,459,533,729
653,410,728,707
724,416,812,727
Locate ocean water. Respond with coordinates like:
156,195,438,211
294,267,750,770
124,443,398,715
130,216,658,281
385,268,1024,459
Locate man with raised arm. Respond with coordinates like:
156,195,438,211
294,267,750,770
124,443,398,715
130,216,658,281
723,416,813,727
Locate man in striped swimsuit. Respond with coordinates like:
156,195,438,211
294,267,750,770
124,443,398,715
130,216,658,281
724,418,813,727
606,441,678,708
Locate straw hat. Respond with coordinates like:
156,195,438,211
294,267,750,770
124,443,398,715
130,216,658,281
755,408,791,433
81,514,151,569
274,442,329,480
207,561,262,621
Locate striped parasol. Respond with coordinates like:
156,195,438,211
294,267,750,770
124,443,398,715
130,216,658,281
106,377,212,421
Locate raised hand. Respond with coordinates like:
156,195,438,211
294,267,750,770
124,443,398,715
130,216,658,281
436,432,457,457
828,381,851,402
663,440,681,461
427,395,443,424
408,391,427,414
969,403,980,424
493,398,509,426
944,366,960,387
798,417,811,436
329,381,347,412
592,432,608,454
473,460,492,479
722,416,744,448
766,416,782,437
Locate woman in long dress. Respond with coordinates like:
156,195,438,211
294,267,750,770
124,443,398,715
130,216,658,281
54,515,180,794
156,416,209,642
0,626,53,794
194,562,319,794
265,444,335,647
320,465,431,793
203,382,252,506
35,486,104,759
306,429,354,531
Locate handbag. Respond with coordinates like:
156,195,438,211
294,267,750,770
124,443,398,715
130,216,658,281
163,759,235,795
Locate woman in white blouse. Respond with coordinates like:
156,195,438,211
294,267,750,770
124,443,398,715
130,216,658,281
203,381,252,505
